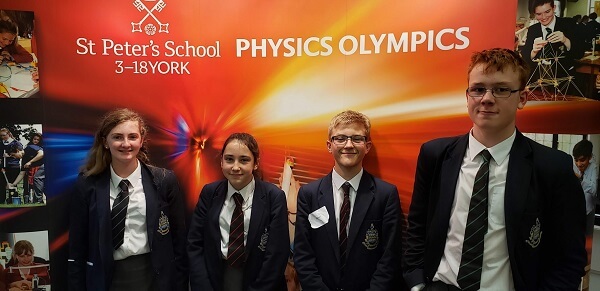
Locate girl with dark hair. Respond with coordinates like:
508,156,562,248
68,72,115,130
0,20,33,63
188,132,289,291
68,108,188,291
5,240,50,289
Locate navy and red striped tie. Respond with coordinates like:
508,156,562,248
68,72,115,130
339,182,351,268
227,192,245,267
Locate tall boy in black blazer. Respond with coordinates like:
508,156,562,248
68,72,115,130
403,48,586,291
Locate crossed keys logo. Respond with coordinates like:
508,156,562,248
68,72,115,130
131,0,169,35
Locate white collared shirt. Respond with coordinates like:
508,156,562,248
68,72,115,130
541,16,556,40
109,160,150,260
574,159,598,214
433,130,516,290
219,179,255,258
331,168,363,237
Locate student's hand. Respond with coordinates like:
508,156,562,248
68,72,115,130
24,162,31,168
9,279,32,290
547,31,566,44
595,75,600,90
1,50,12,61
31,68,39,89
532,37,548,57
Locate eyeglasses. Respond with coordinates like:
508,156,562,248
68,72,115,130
466,87,520,98
330,135,368,145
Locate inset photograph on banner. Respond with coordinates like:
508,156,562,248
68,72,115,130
0,124,45,208
515,0,600,101
0,230,51,290
0,10,38,99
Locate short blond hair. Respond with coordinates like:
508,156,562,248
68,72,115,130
328,110,371,139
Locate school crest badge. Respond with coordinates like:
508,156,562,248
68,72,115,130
157,211,170,235
362,223,379,250
132,0,169,35
258,228,269,252
525,218,542,248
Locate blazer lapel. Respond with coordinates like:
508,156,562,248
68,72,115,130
347,172,374,253
435,135,468,230
504,131,533,255
210,181,228,258
318,173,340,263
246,180,266,256
141,165,158,248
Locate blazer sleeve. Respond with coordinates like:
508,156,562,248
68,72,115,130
164,170,189,291
293,185,330,291
6,44,33,63
67,175,89,291
367,185,403,290
187,185,215,291
562,18,585,61
538,153,587,290
403,142,438,288
521,25,538,63
248,187,290,291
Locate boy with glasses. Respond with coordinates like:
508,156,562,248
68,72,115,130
403,48,586,291
294,110,405,290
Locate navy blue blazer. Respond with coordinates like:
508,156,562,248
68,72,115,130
403,131,586,290
294,171,404,291
187,179,289,291
68,163,188,291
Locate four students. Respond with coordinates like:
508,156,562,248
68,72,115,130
65,48,589,290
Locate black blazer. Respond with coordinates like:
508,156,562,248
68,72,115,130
68,163,188,291
403,131,586,290
294,171,404,291
187,179,289,291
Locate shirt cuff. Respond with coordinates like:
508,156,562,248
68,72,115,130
411,283,426,291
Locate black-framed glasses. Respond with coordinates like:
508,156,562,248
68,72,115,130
330,135,367,145
466,87,520,98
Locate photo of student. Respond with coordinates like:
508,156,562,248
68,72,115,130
293,110,404,291
0,127,23,206
68,108,188,291
572,139,597,236
403,48,586,290
0,231,51,291
0,19,32,64
0,10,38,98
7,132,44,204
187,132,289,291
0,125,43,208
519,0,585,97
4,240,50,291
